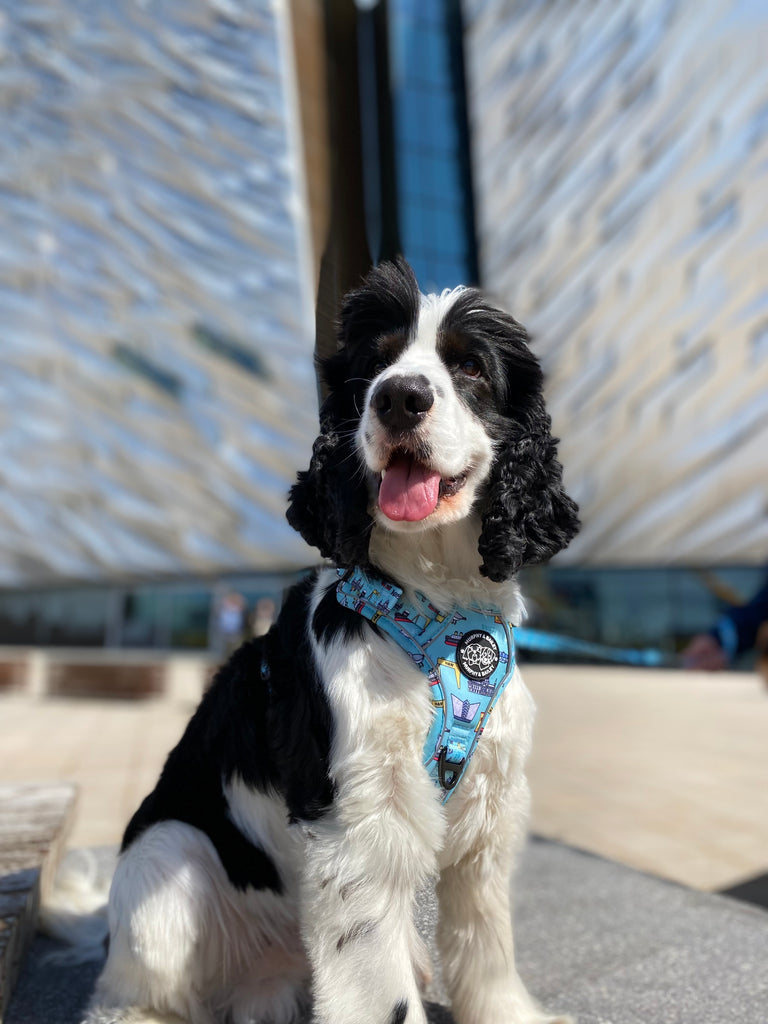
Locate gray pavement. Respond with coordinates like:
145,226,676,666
8,837,768,1024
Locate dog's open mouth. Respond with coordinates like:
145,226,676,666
378,451,468,522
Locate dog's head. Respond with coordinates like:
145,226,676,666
288,258,579,582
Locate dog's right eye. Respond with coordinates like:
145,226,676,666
461,357,483,379
370,358,388,376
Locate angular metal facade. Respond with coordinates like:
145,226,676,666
464,0,768,565
0,0,317,586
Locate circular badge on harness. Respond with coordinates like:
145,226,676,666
456,630,500,681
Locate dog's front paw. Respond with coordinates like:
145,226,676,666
453,990,574,1024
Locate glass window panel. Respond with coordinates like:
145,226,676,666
421,206,456,258
417,30,447,87
44,589,108,646
398,149,425,201
398,22,432,71
400,200,426,255
388,0,476,289
170,589,212,649
432,258,465,291
429,154,461,203
408,253,434,292
412,0,445,27
389,0,417,18
394,93,424,148
121,589,160,648
0,593,39,644
422,90,455,135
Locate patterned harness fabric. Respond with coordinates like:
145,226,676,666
335,567,517,801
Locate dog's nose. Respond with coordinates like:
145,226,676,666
371,374,434,431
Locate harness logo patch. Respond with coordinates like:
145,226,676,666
456,630,500,681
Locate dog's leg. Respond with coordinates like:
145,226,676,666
305,610,447,1024
301,773,442,1024
437,846,572,1024
436,674,572,1024
437,774,571,1024
86,822,230,1024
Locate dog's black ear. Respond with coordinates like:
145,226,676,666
337,256,420,351
288,260,421,567
479,394,579,582
470,304,580,587
286,376,373,568
438,289,579,582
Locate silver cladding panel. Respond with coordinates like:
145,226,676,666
464,0,768,566
0,0,318,586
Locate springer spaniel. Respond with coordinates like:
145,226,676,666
84,259,579,1024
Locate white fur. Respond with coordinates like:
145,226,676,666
75,288,570,1024
301,573,442,1024
86,819,308,1024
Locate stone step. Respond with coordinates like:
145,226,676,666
0,784,77,1023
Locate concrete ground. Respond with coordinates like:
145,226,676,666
4,660,768,1024
9,838,768,1024
2,661,767,893
526,664,768,892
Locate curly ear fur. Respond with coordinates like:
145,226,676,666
286,387,373,568
478,396,580,582
437,288,579,582
286,259,421,567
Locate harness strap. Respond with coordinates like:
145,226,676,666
336,567,516,802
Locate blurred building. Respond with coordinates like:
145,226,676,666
462,0,768,654
0,0,766,654
465,0,768,568
0,0,319,646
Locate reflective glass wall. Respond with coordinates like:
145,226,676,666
519,565,766,669
0,573,299,651
386,0,478,291
0,566,764,667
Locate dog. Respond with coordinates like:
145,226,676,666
83,258,579,1024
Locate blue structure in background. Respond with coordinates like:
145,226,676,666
387,0,478,292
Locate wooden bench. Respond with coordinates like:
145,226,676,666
0,784,77,1022
45,663,166,700
0,663,27,694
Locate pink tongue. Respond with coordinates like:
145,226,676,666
379,456,441,522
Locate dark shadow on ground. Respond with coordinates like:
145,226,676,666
720,871,768,910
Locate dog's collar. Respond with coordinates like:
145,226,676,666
336,567,516,802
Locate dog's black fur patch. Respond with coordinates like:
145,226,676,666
335,918,378,953
121,574,336,890
389,999,409,1024
312,577,372,646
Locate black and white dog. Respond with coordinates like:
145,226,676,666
85,259,579,1024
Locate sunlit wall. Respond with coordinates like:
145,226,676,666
464,0,768,567
0,0,316,587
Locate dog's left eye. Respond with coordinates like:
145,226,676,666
368,350,392,376
461,357,482,379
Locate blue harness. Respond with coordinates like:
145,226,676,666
336,567,516,802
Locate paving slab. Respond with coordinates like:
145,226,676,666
7,837,768,1024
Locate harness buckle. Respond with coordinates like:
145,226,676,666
437,746,465,791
